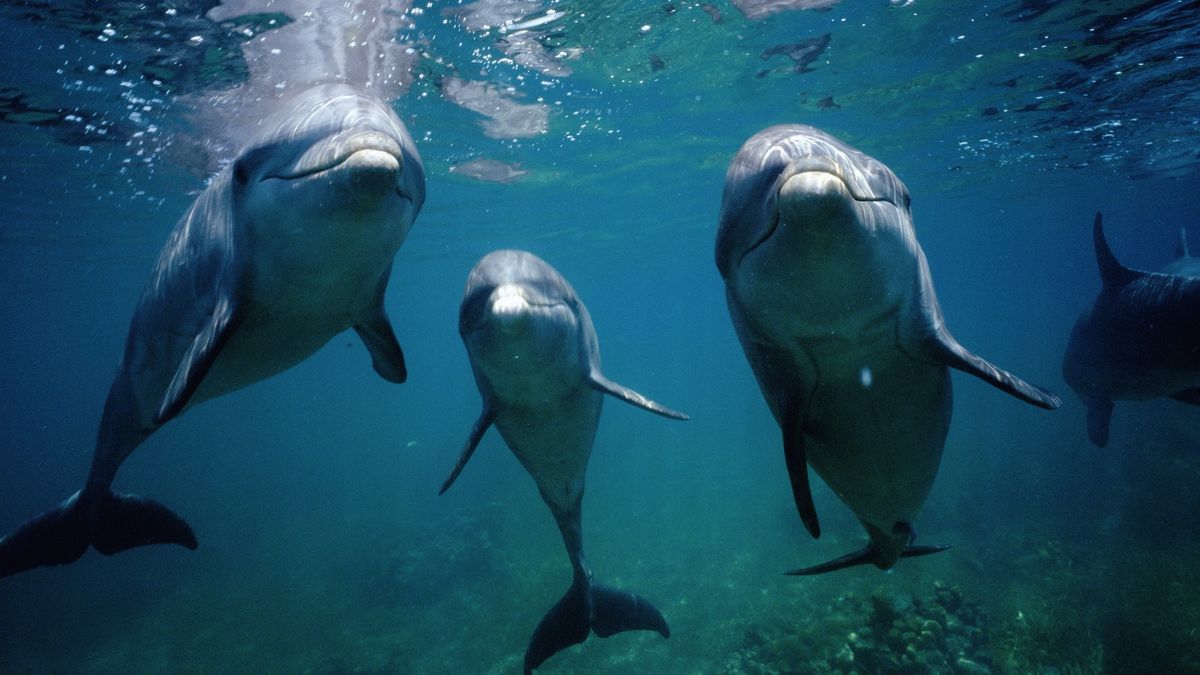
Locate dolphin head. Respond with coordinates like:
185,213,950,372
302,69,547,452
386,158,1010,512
716,124,911,280
459,250,587,382
229,84,425,253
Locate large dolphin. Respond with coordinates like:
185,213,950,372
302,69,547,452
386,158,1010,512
439,250,687,673
1062,213,1200,447
715,125,1062,575
0,83,425,578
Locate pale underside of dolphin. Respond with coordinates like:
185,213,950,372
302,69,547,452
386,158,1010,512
1062,213,1200,447
0,83,426,579
716,124,1061,575
439,249,687,673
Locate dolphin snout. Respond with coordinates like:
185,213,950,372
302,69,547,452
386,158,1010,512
779,171,852,221
488,285,533,334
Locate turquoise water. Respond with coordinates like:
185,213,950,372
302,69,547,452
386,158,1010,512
1,1,1199,672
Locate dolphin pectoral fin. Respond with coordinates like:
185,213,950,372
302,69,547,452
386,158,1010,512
922,333,1062,410
587,371,689,420
439,406,497,495
1170,388,1200,406
525,578,591,674
91,490,198,555
1086,397,1115,447
785,541,950,576
354,308,407,384
156,294,242,424
783,421,820,539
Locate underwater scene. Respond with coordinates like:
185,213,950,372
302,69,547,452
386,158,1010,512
1,0,1198,672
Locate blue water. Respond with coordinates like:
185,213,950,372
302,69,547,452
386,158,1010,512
2,1,1199,672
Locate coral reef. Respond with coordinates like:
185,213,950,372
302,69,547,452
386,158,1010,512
723,581,992,674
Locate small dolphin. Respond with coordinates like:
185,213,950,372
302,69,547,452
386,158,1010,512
440,250,686,673
716,125,1061,575
1160,226,1200,278
0,84,425,578
1062,213,1200,447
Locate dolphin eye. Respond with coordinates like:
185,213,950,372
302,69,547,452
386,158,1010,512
233,162,249,186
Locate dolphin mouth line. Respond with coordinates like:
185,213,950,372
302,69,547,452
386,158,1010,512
738,169,896,264
782,169,897,206
263,146,406,183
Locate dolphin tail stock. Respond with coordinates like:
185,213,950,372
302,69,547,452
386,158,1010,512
0,488,197,579
587,370,690,420
524,573,670,674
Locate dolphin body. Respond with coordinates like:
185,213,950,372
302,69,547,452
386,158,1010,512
0,83,425,578
440,250,687,673
1062,214,1200,447
716,125,1062,575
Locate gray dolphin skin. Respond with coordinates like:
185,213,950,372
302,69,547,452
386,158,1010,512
1062,214,1200,447
439,250,687,673
715,125,1062,575
0,84,425,578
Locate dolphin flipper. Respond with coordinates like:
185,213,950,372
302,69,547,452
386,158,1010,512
782,407,820,538
524,577,669,674
354,271,407,383
587,371,689,420
1086,397,1115,447
439,406,497,494
354,309,407,384
156,293,243,424
925,333,1063,410
0,489,197,579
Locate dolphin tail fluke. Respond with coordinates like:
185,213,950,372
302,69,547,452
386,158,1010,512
525,578,591,674
786,542,951,576
524,577,669,673
590,582,670,638
0,491,89,578
90,490,198,555
0,489,197,579
1085,397,1114,447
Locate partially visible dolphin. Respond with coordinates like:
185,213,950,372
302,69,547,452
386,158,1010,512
716,125,1062,575
1160,226,1200,278
440,249,686,673
1062,213,1200,447
0,84,425,578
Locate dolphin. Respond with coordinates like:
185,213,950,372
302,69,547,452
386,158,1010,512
439,249,687,673
1160,226,1200,278
1062,213,1200,447
715,125,1062,575
0,84,425,578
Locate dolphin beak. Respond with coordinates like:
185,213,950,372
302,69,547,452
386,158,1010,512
779,171,854,221
488,284,533,334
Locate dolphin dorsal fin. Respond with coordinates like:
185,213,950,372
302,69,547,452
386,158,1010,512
1177,227,1191,259
1093,212,1138,289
